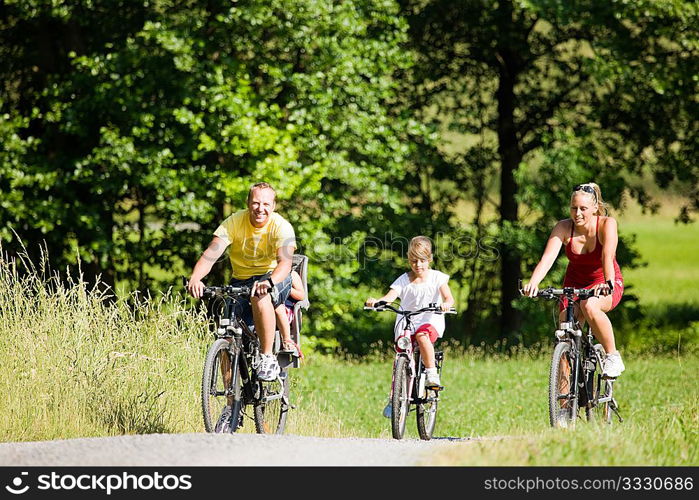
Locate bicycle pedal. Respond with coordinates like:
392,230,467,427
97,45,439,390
426,385,444,391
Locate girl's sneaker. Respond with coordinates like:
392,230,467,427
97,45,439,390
425,368,441,388
383,402,392,419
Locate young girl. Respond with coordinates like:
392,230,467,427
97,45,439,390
523,182,625,378
276,270,305,357
366,236,455,414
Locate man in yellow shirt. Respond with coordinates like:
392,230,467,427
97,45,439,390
188,182,296,390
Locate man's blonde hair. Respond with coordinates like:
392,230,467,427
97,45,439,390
247,182,276,204
408,236,433,262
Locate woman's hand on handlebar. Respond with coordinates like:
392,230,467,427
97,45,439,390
365,297,378,308
592,281,613,297
522,281,539,298
440,303,453,312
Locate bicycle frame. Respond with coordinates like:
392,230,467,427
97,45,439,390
393,324,441,405
523,284,622,426
198,283,291,434
365,302,454,439
217,298,288,407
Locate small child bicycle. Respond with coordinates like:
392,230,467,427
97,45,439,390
365,302,456,440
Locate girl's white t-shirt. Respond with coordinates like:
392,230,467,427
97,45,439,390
389,269,449,339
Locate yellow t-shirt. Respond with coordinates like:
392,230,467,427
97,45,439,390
214,210,296,280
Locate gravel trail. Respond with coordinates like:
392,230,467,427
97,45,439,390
0,434,487,466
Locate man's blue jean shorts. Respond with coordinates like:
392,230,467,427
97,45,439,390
228,273,292,326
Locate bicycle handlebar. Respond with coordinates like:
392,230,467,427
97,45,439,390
201,285,252,299
182,277,251,299
364,302,457,315
518,282,596,301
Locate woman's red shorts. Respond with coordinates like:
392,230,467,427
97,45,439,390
559,279,624,312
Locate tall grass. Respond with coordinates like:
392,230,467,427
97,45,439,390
0,253,208,441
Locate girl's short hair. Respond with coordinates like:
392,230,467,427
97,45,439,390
408,236,433,262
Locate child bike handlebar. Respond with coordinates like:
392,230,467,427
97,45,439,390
364,302,457,316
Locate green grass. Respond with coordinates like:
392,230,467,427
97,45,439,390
292,351,698,465
0,257,696,465
619,201,699,307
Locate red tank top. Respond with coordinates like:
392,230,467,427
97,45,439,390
563,216,623,288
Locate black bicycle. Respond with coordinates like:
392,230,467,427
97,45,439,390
522,284,622,428
198,283,291,434
365,302,456,440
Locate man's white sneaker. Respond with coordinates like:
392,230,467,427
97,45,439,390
603,352,625,378
257,354,280,381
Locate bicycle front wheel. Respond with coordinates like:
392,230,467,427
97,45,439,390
549,341,577,428
391,356,410,440
253,368,290,434
202,338,242,433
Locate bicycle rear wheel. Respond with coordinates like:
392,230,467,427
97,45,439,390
549,341,577,428
202,338,243,433
416,352,441,440
253,368,290,434
416,389,438,440
391,356,410,440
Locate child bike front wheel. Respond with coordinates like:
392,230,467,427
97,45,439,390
391,356,410,439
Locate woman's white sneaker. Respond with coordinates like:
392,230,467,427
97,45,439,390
603,352,625,378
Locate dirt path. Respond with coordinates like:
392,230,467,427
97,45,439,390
0,433,486,466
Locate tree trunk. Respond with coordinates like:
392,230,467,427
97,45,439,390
496,50,523,339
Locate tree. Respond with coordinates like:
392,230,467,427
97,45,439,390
398,0,698,341
1,2,417,280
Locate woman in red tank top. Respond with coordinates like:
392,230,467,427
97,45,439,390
522,183,625,378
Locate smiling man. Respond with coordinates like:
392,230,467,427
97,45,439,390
187,182,296,387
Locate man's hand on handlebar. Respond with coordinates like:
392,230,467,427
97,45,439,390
251,277,275,298
187,278,205,299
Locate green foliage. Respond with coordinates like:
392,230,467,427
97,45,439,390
396,0,697,341
0,0,422,346
1,0,697,351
